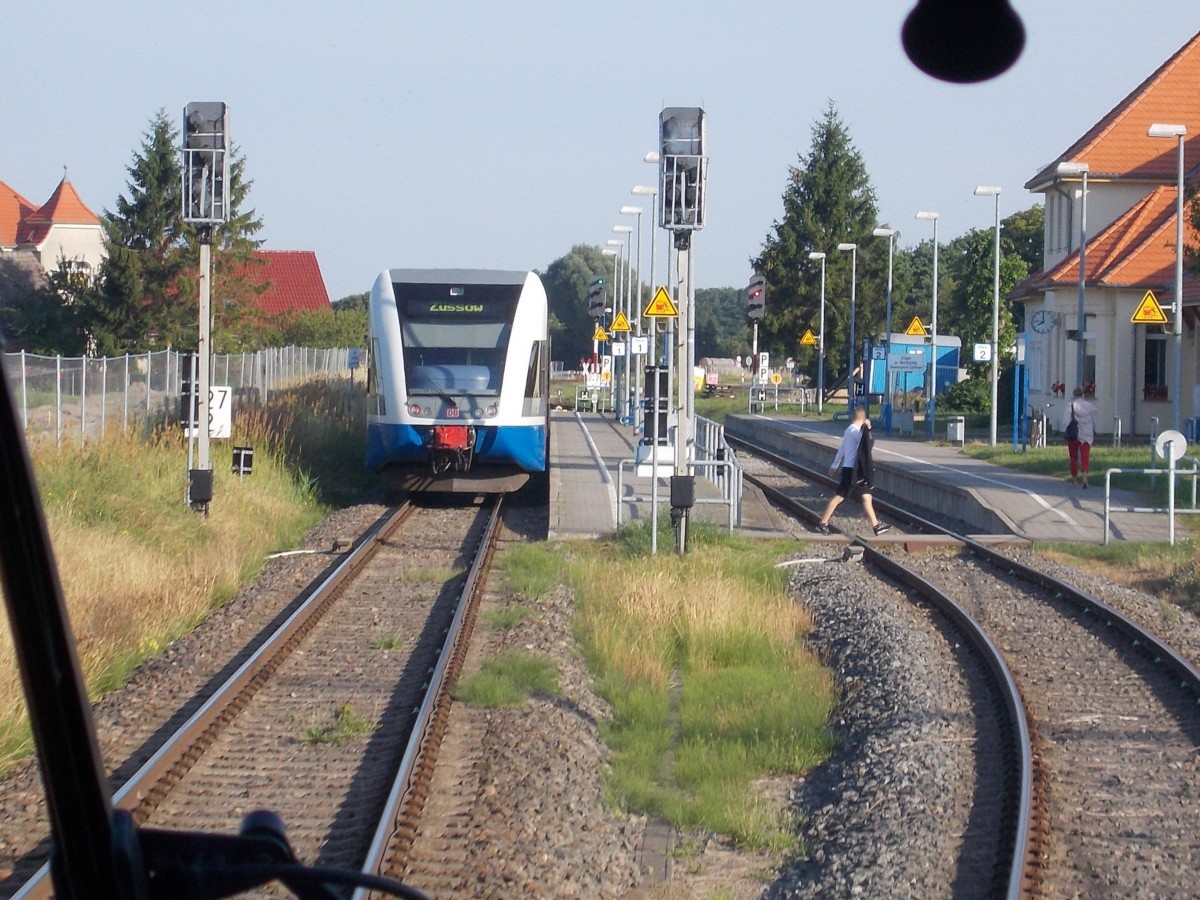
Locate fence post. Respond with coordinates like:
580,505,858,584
55,356,62,448
81,355,87,447
99,356,107,440
20,349,28,431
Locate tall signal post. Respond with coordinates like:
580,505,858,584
659,107,707,554
746,274,766,411
181,102,230,511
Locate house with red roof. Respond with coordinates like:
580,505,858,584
229,250,331,315
1018,30,1200,436
0,172,104,279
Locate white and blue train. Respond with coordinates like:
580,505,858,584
366,268,550,492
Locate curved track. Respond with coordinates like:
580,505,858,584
734,434,1200,896
13,497,505,900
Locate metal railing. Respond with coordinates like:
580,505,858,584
2,346,356,448
615,457,740,532
1102,450,1200,546
694,415,743,520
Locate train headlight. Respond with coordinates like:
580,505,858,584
485,405,498,417
408,403,423,416
473,408,484,417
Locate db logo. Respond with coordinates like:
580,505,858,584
445,406,461,418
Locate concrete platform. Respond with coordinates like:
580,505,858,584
549,410,788,540
726,414,1184,544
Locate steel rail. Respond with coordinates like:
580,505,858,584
354,495,505,897
747,471,1033,899
12,503,416,900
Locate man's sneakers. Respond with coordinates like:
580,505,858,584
815,522,832,535
873,522,892,536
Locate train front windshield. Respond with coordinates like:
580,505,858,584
395,281,521,397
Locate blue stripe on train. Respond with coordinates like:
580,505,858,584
366,422,547,472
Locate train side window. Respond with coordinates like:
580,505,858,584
523,341,546,415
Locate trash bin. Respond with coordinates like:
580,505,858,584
947,416,965,445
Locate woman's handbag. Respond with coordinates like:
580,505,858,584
1064,403,1079,442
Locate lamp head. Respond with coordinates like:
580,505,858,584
915,211,939,221
837,243,857,251
872,227,896,237
974,186,1002,196
631,185,657,196
808,251,826,261
1148,123,1187,139
619,206,643,215
1055,161,1089,177
612,225,633,234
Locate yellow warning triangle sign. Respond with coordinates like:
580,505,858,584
610,310,632,332
643,286,679,318
593,324,609,342
1131,290,1169,324
904,315,928,337
800,329,818,346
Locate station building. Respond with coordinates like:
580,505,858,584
1016,30,1200,437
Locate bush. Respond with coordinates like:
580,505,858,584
939,376,991,414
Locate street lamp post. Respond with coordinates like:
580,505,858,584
916,212,940,438
633,184,658,361
809,252,827,415
872,227,896,432
605,239,624,412
1056,161,1089,391
613,225,634,422
621,206,644,427
1148,124,1187,432
837,243,858,411
975,186,1002,446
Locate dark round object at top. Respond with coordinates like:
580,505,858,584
902,0,1026,84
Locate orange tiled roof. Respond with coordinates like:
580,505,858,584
229,250,331,315
1021,186,1198,300
17,177,101,245
1027,29,1200,188
0,180,37,247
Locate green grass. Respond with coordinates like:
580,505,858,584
454,652,560,708
369,633,405,650
500,543,562,599
508,526,835,852
301,703,377,745
482,605,536,630
963,442,1200,509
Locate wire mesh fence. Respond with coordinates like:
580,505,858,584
2,346,357,448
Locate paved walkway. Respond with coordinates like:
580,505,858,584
728,415,1190,543
549,410,787,540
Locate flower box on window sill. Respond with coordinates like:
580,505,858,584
1144,386,1168,401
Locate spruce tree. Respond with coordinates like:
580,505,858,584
88,112,268,354
753,102,881,387
89,110,188,352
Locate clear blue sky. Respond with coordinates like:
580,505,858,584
5,2,1199,301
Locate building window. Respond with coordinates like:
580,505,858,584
1144,332,1167,400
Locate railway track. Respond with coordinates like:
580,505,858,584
11,496,505,899
734,434,1200,896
